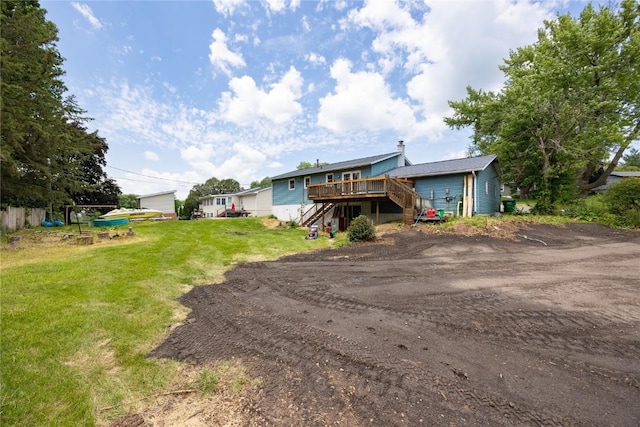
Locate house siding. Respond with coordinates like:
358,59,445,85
273,165,376,207
138,193,176,218
414,175,464,214
237,188,272,217
476,164,501,214
273,178,307,206
371,157,400,176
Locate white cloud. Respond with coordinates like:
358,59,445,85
144,151,160,161
343,0,554,140
162,82,176,93
218,67,303,125
317,58,416,133
179,143,267,186
302,16,311,32
181,144,217,163
264,0,300,13
208,28,246,77
305,52,326,66
117,169,202,200
212,0,245,16
71,2,103,30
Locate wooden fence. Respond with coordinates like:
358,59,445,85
1,207,47,231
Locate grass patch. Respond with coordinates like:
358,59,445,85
0,218,330,426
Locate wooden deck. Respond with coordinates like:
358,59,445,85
307,176,421,203
305,176,429,226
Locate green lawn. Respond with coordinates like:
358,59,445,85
0,218,334,426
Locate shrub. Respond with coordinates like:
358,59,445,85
602,177,640,228
560,199,602,222
347,215,375,242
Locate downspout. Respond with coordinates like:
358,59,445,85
472,171,478,215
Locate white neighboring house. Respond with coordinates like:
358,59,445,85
199,187,272,218
235,187,272,217
200,194,234,218
137,190,177,219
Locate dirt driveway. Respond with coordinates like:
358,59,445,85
149,222,640,426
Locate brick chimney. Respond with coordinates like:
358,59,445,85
397,140,405,167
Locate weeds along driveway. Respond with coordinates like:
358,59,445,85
149,223,640,426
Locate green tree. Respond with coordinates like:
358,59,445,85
1,1,116,210
603,177,640,227
619,147,640,170
67,123,120,206
250,177,272,188
446,0,640,212
183,177,241,217
119,194,139,208
297,161,328,170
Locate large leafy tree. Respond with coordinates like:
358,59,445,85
118,194,139,209
445,0,640,212
1,1,117,209
66,123,120,206
250,176,272,188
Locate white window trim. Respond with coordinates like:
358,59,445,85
289,179,295,190
343,170,361,180
326,173,334,183
304,176,311,189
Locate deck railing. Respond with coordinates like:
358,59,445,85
307,176,428,211
306,176,429,225
307,176,388,199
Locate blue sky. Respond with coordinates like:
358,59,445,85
42,0,598,199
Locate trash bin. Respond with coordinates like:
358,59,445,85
502,199,516,213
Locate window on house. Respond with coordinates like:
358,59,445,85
216,197,226,205
327,173,334,183
289,179,295,190
304,176,310,188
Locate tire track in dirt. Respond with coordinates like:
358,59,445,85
149,224,640,426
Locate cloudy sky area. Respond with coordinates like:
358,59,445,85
42,0,600,199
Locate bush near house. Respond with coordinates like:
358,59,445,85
347,215,376,242
603,177,640,228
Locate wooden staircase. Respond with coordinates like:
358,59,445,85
385,177,428,225
302,176,427,226
302,202,336,227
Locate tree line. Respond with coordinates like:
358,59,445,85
1,0,120,213
445,0,639,213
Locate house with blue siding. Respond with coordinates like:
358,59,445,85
270,142,501,229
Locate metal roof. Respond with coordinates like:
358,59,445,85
271,152,403,180
384,155,498,178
